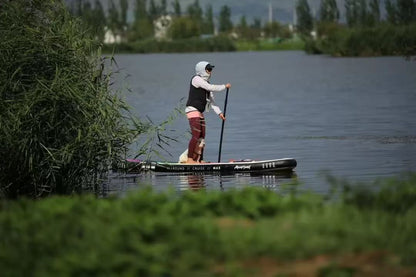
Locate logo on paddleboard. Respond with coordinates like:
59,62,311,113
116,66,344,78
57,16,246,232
234,165,251,170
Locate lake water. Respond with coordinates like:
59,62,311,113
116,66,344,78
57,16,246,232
103,51,416,195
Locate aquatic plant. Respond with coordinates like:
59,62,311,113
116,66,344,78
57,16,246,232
0,0,143,198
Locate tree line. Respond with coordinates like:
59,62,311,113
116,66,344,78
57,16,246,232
68,0,293,44
296,0,416,56
296,0,416,35
69,0,415,55
69,0,233,41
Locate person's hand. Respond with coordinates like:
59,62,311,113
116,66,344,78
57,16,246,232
225,83,231,88
219,113,226,121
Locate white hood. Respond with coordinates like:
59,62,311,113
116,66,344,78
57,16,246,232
195,61,211,81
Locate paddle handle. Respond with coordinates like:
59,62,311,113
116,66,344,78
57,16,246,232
218,88,229,163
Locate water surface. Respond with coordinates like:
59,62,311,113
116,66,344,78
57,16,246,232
105,51,416,194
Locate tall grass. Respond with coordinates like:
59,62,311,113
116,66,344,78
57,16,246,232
0,0,143,198
0,174,415,276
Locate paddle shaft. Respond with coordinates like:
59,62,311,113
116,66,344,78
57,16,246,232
218,88,229,162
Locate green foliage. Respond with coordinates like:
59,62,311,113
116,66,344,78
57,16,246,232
172,0,182,17
396,0,416,24
187,0,203,27
340,173,416,213
319,0,340,23
1,175,416,275
129,17,154,40
104,36,236,54
169,17,201,39
296,0,314,36
219,5,233,33
236,38,305,52
0,0,142,198
263,21,292,39
108,0,121,34
203,4,215,35
307,22,416,56
386,0,398,24
345,0,370,27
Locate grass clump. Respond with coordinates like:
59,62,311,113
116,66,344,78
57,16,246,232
0,174,415,276
0,0,142,198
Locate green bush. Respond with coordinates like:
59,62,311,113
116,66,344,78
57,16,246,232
0,0,141,198
0,175,416,276
103,36,236,54
310,23,416,56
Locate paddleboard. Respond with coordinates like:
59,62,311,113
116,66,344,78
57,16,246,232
126,158,297,173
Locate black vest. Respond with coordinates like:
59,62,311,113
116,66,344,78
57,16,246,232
186,76,210,113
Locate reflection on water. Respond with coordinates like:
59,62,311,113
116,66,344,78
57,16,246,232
101,171,297,197
112,52,416,193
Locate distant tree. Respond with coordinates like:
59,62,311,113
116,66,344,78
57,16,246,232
296,0,314,36
237,16,247,32
345,0,368,27
385,0,397,24
357,0,368,26
108,0,121,34
319,0,340,22
169,17,200,39
187,0,203,26
219,5,233,33
172,0,181,17
251,18,262,29
73,0,83,16
345,0,358,26
203,4,214,34
263,21,281,38
236,15,249,39
149,0,159,20
368,0,380,26
92,0,106,41
135,0,147,21
160,0,167,16
80,1,93,25
130,0,153,41
120,0,128,28
396,0,416,24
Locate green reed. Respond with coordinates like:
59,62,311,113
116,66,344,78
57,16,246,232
0,0,144,198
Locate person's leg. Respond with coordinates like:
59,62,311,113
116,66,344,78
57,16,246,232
187,117,202,163
198,118,206,162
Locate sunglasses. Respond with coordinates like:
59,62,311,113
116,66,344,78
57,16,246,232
205,64,214,72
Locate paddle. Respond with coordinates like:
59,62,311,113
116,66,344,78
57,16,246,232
218,87,229,163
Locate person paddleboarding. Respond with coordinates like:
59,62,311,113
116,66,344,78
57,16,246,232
184,61,231,164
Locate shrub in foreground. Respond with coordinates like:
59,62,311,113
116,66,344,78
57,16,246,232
0,1,141,198
0,174,415,276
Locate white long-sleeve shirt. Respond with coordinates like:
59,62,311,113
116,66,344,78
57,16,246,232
185,75,226,115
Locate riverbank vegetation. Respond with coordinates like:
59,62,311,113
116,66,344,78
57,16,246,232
67,0,303,53
1,174,416,275
297,0,416,56
68,0,416,56
102,35,236,53
0,0,146,198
